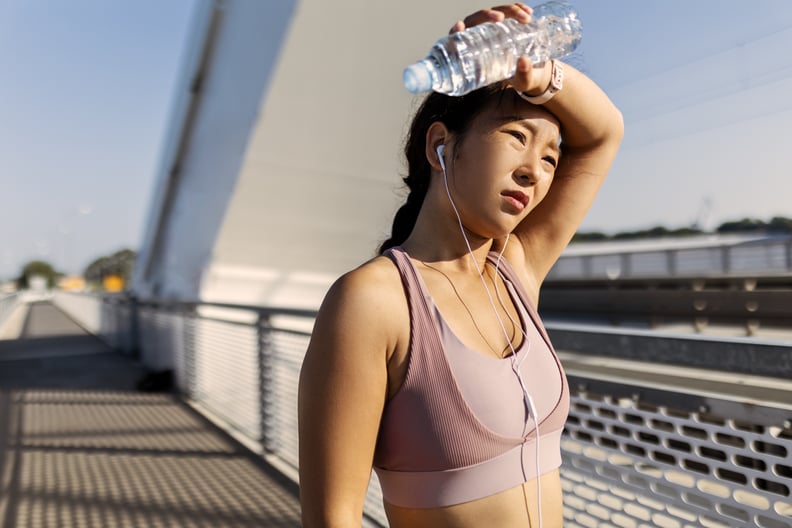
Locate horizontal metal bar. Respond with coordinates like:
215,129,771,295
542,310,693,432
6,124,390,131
134,297,319,319
561,353,792,423
549,325,792,378
545,272,792,288
540,289,792,321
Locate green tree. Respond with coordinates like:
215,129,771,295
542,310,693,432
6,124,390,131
767,216,792,233
572,231,608,242
574,216,792,241
17,260,60,289
83,249,137,289
716,217,767,233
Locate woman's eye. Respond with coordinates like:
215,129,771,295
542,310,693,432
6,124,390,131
543,155,558,168
507,130,526,144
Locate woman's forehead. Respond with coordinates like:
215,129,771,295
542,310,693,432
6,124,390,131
479,98,560,134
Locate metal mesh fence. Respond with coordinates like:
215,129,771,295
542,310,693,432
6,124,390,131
561,389,791,528
54,293,792,528
191,316,261,441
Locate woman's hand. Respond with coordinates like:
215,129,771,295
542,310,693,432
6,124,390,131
449,3,553,96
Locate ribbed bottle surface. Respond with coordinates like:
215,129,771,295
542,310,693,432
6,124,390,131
404,0,581,96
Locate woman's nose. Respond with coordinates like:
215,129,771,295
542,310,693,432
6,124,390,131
514,164,540,186
515,154,552,186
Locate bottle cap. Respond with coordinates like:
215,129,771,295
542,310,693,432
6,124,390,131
403,62,432,94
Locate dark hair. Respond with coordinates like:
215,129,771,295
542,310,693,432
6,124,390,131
378,83,511,254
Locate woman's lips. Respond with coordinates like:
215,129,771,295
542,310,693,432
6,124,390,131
502,190,529,212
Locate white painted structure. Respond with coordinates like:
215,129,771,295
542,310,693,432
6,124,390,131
133,0,792,308
134,0,490,307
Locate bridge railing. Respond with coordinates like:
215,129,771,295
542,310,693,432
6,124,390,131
53,291,138,354
550,235,792,280
0,292,21,333
52,291,792,528
561,376,792,528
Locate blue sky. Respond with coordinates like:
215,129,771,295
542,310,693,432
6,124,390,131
0,0,195,278
575,0,792,235
2,0,792,279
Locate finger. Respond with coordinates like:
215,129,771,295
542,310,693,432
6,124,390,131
461,8,505,29
459,4,533,31
489,3,532,23
461,4,532,29
448,20,465,34
510,56,536,92
515,3,533,17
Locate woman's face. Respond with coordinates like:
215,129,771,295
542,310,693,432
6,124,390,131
443,95,561,239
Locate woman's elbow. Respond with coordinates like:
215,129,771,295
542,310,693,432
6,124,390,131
611,107,625,142
301,507,363,528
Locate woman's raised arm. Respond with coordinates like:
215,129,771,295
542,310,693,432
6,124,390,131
512,58,624,285
450,4,624,295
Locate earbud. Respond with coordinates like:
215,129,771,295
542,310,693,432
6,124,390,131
436,144,446,172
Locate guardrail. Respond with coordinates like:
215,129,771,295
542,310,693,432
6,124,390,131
549,235,792,280
548,323,792,378
51,291,792,527
541,273,792,336
0,292,20,333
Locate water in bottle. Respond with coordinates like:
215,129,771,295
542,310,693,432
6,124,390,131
403,0,582,96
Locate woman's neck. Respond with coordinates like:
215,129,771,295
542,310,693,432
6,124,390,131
401,195,494,273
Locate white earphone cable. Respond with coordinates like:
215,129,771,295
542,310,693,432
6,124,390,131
495,242,543,528
439,147,543,527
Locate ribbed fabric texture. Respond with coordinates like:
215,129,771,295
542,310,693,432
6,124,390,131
373,247,569,475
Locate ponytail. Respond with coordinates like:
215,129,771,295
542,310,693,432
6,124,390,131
378,177,428,254
379,82,508,254
378,82,509,254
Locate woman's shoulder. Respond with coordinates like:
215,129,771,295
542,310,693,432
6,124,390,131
312,254,408,359
320,253,405,318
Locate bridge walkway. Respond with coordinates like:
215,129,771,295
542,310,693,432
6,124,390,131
0,302,302,528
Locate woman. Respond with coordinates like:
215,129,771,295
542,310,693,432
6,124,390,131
298,3,623,527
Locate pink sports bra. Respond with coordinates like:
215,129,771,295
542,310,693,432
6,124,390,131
373,247,569,508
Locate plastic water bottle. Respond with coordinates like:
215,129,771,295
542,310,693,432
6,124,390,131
403,0,582,96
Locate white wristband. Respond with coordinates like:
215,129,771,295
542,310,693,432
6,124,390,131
517,60,564,105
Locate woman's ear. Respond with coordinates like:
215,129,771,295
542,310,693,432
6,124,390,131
425,122,450,171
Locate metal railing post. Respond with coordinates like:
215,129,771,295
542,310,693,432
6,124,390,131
666,249,677,276
722,245,732,274
182,303,196,397
129,295,140,358
786,237,792,271
258,313,276,453
620,252,631,278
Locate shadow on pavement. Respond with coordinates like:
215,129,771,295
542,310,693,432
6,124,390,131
0,302,302,527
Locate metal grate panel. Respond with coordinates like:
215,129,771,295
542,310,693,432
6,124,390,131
561,390,792,528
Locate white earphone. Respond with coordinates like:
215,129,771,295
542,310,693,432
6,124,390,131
436,144,446,172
